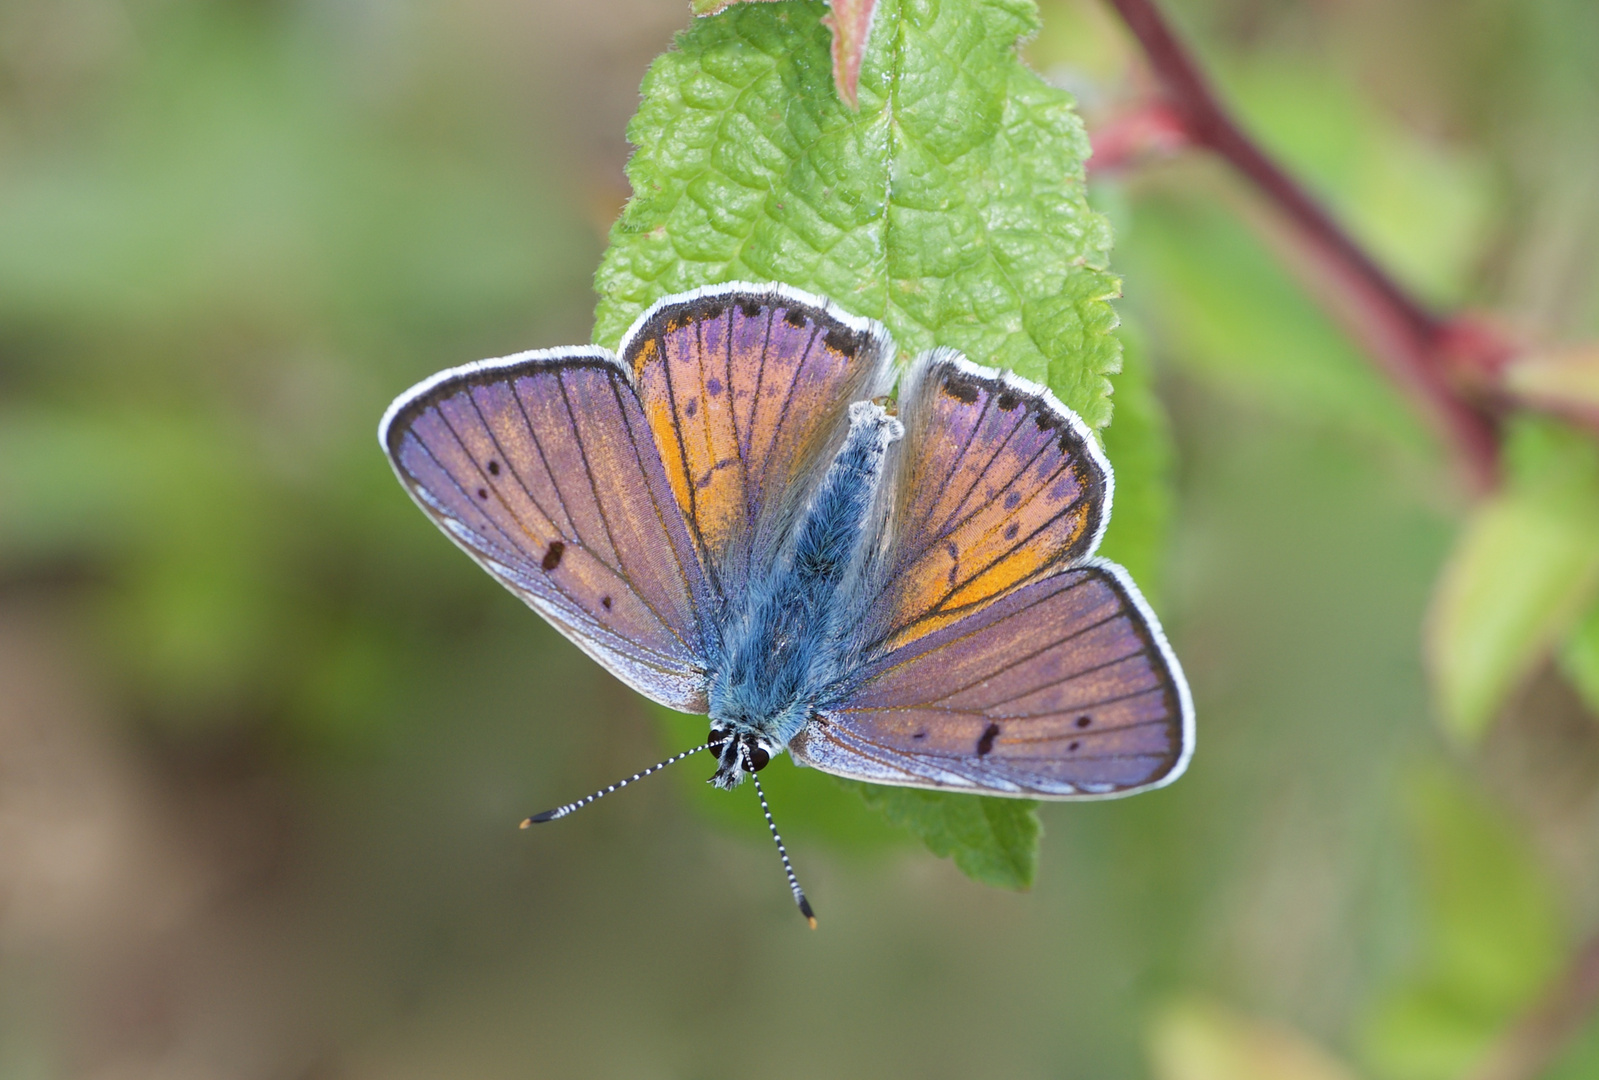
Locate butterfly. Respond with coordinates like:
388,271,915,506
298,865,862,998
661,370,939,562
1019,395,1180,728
379,283,1193,923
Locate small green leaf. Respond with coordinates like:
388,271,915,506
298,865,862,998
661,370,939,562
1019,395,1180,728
848,781,1040,889
1426,418,1599,742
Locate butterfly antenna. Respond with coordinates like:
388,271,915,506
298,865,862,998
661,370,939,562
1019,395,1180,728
749,767,817,929
521,744,709,826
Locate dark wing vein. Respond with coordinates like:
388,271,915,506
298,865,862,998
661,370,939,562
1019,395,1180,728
982,646,1153,709
757,323,821,499
607,372,710,648
924,491,1088,616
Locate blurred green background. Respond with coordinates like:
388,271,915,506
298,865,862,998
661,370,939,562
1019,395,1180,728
2,0,1597,1077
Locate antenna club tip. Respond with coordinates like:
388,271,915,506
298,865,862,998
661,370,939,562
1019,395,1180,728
799,897,817,929
518,817,534,829
806,915,818,930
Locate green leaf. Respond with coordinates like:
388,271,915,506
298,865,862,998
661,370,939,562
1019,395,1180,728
1426,418,1599,742
598,0,1115,888
1096,323,1174,601
848,781,1040,889
1360,768,1563,1080
594,0,1120,428
691,0,882,109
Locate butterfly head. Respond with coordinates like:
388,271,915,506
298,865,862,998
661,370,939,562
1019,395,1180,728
707,724,780,791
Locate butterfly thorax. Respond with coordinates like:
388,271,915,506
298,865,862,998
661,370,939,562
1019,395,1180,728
705,402,903,790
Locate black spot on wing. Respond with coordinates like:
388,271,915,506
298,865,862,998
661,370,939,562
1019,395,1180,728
541,541,565,571
976,722,1000,757
601,595,612,610
783,308,808,328
487,460,501,475
824,326,864,358
941,373,981,404
1076,715,1092,728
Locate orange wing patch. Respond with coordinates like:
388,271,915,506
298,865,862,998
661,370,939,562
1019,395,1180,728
872,356,1107,652
625,289,891,591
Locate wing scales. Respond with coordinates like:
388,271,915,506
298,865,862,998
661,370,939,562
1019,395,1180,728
624,284,894,592
863,352,1110,652
383,352,715,711
798,562,1190,798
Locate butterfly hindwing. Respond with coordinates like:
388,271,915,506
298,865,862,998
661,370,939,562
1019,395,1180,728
861,351,1110,654
795,561,1192,797
381,350,716,711
622,284,894,593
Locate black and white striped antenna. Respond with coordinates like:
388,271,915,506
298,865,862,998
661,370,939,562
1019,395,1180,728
748,756,817,929
521,743,709,825
520,739,818,928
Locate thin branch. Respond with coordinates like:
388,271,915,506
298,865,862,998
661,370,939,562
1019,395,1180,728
1465,928,1599,1080
1101,0,1502,489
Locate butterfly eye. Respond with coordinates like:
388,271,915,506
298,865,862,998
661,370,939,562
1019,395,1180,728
745,744,770,772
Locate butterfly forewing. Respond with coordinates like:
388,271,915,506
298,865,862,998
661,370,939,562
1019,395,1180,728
382,351,715,711
862,351,1110,653
623,285,894,591
796,563,1191,797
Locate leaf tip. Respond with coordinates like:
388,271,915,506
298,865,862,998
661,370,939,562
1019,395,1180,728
822,0,878,110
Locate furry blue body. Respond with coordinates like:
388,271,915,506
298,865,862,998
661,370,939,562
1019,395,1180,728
705,402,901,787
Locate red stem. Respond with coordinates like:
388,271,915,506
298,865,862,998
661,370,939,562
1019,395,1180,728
1103,0,1501,488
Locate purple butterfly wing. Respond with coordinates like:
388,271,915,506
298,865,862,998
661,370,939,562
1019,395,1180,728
857,350,1111,655
380,349,715,711
621,284,895,593
790,348,1191,798
794,562,1192,797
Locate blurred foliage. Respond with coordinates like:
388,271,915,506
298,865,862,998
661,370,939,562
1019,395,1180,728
1427,419,1599,741
2,0,1599,1077
1360,768,1563,1080
0,0,596,746
1149,998,1360,1080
